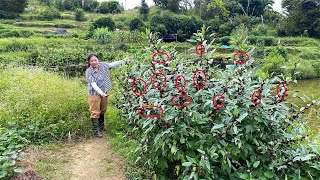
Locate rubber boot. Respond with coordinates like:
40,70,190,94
92,118,103,138
98,113,106,132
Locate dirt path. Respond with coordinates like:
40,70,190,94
69,138,125,180
14,138,126,180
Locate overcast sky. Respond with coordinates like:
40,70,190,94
98,0,283,12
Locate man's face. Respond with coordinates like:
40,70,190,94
89,56,99,69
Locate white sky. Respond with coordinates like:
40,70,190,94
98,0,283,12
97,0,154,10
272,0,283,12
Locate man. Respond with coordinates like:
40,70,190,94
85,54,132,137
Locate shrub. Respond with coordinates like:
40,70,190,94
252,24,268,36
62,0,80,10
96,1,124,14
114,29,320,179
218,20,239,37
0,0,27,19
217,36,231,45
54,23,77,28
296,61,318,79
91,16,115,31
93,27,112,44
0,29,35,38
83,0,99,12
88,16,115,37
259,51,286,76
150,13,202,41
38,8,61,20
140,0,150,20
74,8,86,21
111,30,146,43
247,36,276,46
129,18,145,31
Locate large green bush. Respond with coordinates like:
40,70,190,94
0,0,27,19
150,13,202,41
129,18,145,31
114,30,320,179
247,36,277,46
74,8,86,21
96,1,124,14
38,8,61,20
90,16,116,31
62,0,81,10
83,0,99,12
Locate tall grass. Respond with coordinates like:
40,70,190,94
0,66,91,142
279,37,320,47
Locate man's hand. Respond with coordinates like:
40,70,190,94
101,93,108,97
125,57,134,62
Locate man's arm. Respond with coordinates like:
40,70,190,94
91,82,107,97
108,58,133,68
108,60,125,68
86,69,107,97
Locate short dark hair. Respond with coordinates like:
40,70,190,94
87,54,98,67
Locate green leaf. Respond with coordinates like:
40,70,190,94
13,168,24,173
264,171,274,178
211,124,224,131
237,112,248,122
239,173,249,179
204,160,210,170
189,172,195,179
253,161,260,168
182,162,192,167
197,149,205,154
233,126,238,134
171,145,177,155
4,160,15,167
158,158,168,170
0,170,7,178
187,39,197,43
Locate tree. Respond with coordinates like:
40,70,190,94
91,16,116,31
181,0,193,10
83,0,99,12
0,0,27,18
38,0,54,6
75,8,86,21
282,0,320,38
97,1,124,14
140,0,150,21
150,13,202,41
39,7,61,20
62,0,81,10
208,0,230,21
129,18,145,31
153,0,181,12
234,0,274,16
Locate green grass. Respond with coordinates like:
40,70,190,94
0,67,91,142
279,37,320,47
